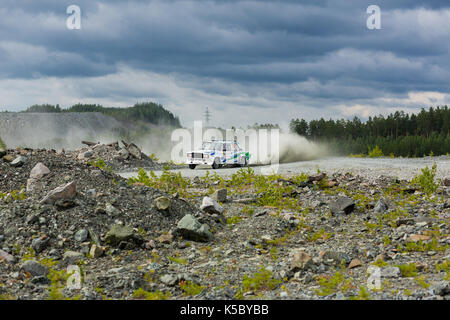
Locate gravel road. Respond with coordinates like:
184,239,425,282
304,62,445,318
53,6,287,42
119,156,450,181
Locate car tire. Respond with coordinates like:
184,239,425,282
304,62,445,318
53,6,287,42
240,156,248,167
189,164,196,170
212,158,220,169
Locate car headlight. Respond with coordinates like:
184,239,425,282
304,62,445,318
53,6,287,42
204,154,209,159
187,153,192,158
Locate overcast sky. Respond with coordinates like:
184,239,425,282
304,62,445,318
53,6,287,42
0,0,449,128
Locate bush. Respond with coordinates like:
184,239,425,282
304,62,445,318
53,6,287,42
411,163,439,195
368,145,383,158
0,136,6,150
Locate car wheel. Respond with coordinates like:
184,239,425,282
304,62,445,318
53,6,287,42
189,164,196,170
212,158,220,169
240,156,248,167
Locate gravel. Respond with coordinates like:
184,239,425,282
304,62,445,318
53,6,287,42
0,147,449,300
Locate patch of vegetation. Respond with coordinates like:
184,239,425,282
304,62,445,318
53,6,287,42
46,268,81,300
307,228,333,242
179,280,205,297
128,167,191,197
396,263,418,277
88,157,113,172
414,275,430,288
226,215,243,228
372,258,388,268
235,266,281,298
168,255,187,265
398,238,448,253
410,163,439,195
131,288,171,300
0,135,6,150
0,189,27,202
368,145,384,158
348,286,371,300
315,271,353,296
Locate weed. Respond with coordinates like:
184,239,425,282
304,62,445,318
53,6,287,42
236,266,281,297
368,145,384,158
396,263,418,277
132,288,171,300
410,163,439,195
315,271,353,296
179,280,205,296
414,275,430,288
168,256,187,265
349,286,371,300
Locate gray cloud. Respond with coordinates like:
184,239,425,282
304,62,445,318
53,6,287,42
0,0,449,126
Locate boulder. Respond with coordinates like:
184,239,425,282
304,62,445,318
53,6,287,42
89,245,104,258
40,181,77,205
200,196,224,214
176,214,212,242
22,260,48,277
0,249,16,264
31,236,50,253
2,154,15,163
374,197,388,213
330,197,356,214
290,249,312,271
155,196,171,211
11,156,27,167
105,224,142,247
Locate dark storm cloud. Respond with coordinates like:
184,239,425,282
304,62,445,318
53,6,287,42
0,0,449,116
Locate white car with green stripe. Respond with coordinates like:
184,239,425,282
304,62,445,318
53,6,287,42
187,140,250,169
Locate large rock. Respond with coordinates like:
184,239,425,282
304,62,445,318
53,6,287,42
105,224,142,247
40,181,77,205
30,163,51,179
176,214,212,242
11,155,27,167
31,236,50,253
291,249,312,271
155,196,171,211
330,197,356,214
22,260,48,277
374,197,388,213
121,141,142,159
200,196,224,214
0,249,16,264
2,154,15,162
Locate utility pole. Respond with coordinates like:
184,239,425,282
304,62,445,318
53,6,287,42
204,107,211,127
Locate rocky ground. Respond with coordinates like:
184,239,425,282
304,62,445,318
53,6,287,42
0,147,449,300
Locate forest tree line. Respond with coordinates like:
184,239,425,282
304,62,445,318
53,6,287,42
290,106,450,157
23,102,181,127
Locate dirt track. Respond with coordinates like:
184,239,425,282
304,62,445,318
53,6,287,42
119,156,450,181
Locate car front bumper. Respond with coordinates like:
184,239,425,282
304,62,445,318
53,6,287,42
186,158,214,165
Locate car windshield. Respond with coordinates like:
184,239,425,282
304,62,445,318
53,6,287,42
201,142,227,151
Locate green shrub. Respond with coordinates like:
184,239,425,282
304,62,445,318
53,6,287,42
368,145,383,158
0,136,6,150
411,163,439,195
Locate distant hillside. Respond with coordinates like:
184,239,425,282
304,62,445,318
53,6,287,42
0,112,128,149
23,102,181,128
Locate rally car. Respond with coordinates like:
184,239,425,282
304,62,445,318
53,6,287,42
186,140,250,169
